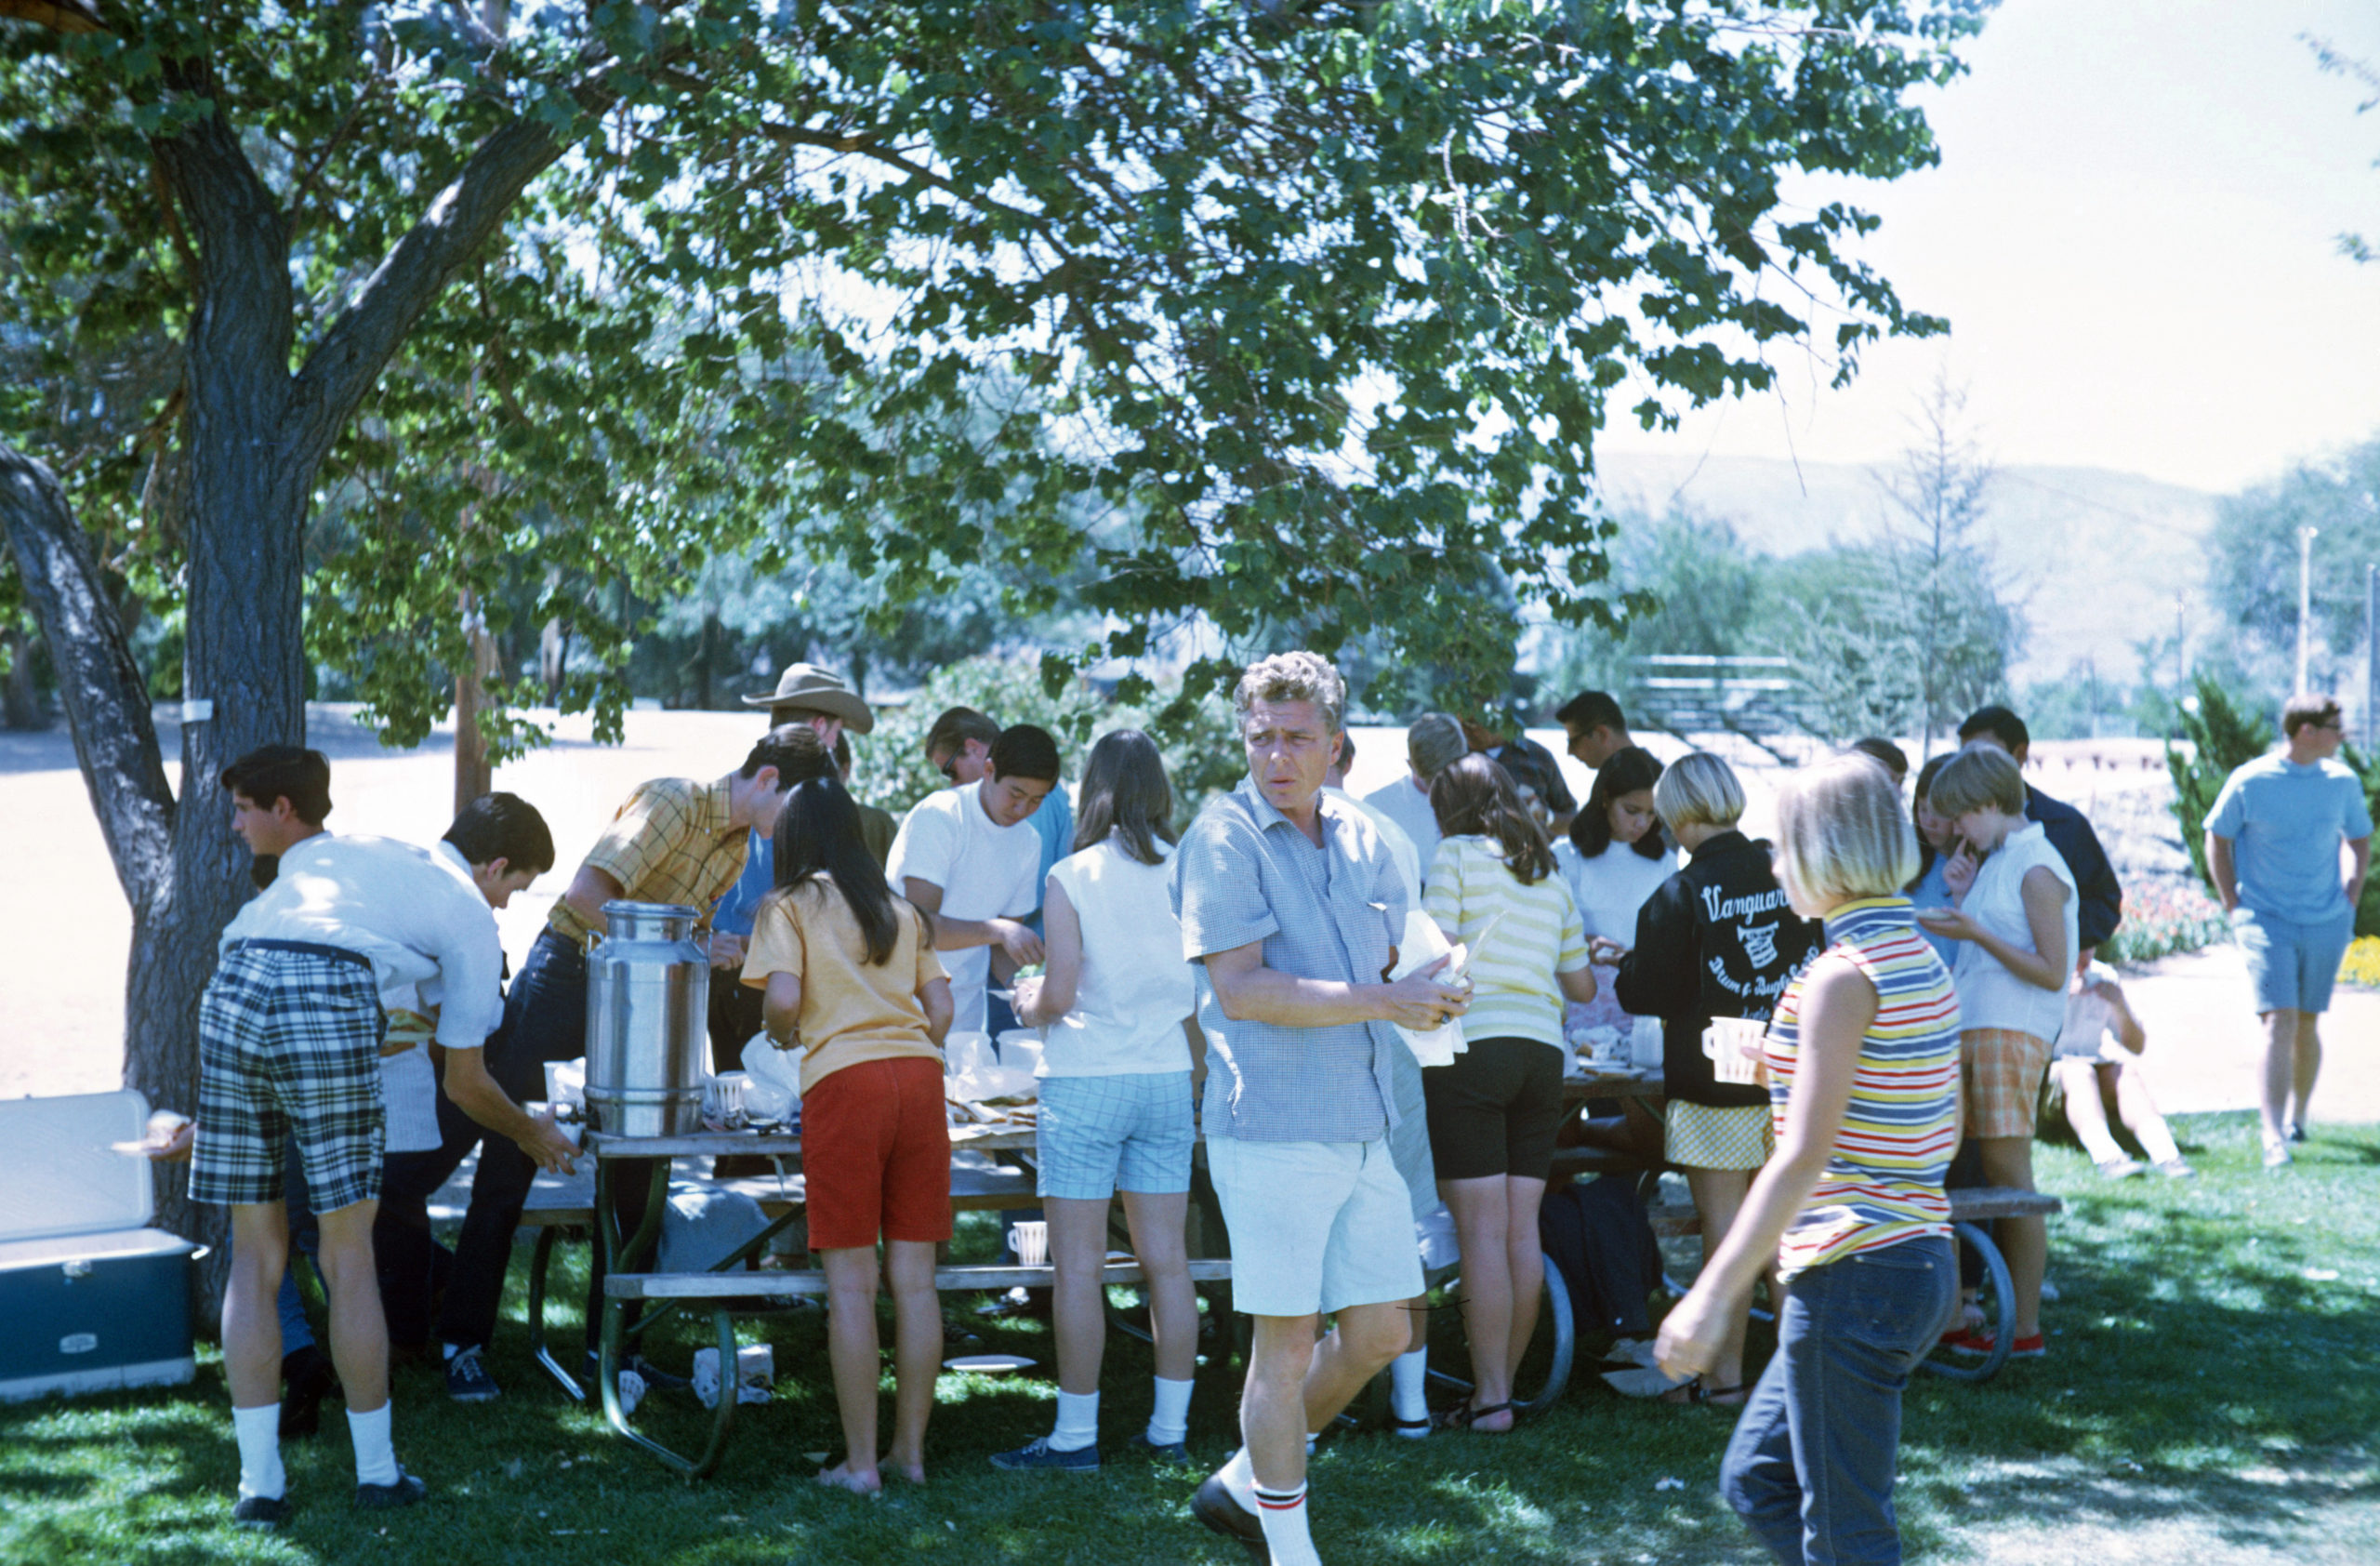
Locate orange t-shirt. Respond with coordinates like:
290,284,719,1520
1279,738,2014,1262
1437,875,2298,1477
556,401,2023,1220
739,875,947,1095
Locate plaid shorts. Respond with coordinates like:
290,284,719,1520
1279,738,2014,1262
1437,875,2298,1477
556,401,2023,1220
1036,1070,1196,1201
1961,1028,2052,1141
191,941,388,1213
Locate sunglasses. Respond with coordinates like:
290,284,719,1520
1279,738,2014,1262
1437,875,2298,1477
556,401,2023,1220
935,753,962,783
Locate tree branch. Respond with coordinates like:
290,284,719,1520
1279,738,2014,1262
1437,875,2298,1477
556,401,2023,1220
0,0,106,34
0,443,174,909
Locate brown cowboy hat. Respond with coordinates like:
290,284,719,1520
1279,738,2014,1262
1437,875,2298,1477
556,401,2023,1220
740,662,874,733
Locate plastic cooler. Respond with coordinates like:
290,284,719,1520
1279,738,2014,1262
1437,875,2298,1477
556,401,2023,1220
0,1089,202,1402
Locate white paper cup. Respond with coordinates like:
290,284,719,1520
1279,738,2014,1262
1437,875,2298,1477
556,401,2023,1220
1702,1017,1766,1085
1008,1220,1049,1267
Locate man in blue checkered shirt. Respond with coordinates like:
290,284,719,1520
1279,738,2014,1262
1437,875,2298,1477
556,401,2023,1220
1175,651,1471,1566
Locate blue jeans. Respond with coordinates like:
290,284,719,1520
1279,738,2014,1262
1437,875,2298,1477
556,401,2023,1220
1721,1235,1955,1566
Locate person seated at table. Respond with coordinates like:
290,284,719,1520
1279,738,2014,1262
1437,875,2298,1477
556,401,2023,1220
2053,955,2196,1179
990,730,1203,1471
1658,753,1960,1566
1421,754,1598,1431
1553,746,1677,1046
1616,752,1820,1406
743,775,955,1493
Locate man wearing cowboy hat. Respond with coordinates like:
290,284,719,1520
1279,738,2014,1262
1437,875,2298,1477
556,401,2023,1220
707,664,877,1074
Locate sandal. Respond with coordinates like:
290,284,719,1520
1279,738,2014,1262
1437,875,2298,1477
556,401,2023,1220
1660,1378,1749,1408
1388,1413,1433,1440
1434,1400,1514,1432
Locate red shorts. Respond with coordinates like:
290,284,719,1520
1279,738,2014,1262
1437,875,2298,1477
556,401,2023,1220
801,1055,953,1250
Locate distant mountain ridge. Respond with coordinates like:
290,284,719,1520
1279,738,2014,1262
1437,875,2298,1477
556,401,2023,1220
1592,450,2219,686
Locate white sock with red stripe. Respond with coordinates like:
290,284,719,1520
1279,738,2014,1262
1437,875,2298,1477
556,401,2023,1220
1253,1481,1320,1566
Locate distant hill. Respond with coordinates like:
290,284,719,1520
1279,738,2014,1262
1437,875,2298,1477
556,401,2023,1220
1592,451,2219,686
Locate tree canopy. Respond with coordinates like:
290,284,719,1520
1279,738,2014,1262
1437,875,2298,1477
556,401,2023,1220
7,0,1990,740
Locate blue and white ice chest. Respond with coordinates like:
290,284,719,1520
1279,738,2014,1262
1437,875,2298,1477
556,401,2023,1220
0,1089,201,1402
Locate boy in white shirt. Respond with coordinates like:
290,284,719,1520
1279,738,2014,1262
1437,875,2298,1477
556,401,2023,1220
194,752,575,1528
887,723,1059,1035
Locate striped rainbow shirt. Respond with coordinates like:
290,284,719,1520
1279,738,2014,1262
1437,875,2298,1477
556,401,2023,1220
1760,895,1961,1281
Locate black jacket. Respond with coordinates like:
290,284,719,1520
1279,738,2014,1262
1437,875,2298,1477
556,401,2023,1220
2027,786,2123,951
1613,829,1821,1108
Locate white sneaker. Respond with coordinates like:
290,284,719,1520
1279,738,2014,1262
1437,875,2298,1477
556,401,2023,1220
2096,1158,2146,1179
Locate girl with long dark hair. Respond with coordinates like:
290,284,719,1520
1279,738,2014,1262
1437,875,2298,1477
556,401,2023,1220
988,729,1204,1470
741,776,954,1493
1554,746,1679,1045
1421,754,1597,1431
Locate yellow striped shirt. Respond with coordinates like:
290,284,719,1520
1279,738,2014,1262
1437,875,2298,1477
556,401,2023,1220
1423,835,1590,1050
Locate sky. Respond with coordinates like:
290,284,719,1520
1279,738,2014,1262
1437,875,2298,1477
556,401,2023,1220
1596,0,2380,498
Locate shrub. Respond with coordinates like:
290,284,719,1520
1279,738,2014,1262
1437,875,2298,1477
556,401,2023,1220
2100,882,2231,966
2340,936,2380,990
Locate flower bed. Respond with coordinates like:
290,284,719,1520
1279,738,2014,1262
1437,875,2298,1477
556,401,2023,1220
2101,882,2229,966
2340,936,2380,990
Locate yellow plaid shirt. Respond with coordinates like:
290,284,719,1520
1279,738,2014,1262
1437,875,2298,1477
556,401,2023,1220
547,777,750,945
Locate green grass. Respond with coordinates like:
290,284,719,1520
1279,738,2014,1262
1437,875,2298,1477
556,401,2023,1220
6,1114,2379,1565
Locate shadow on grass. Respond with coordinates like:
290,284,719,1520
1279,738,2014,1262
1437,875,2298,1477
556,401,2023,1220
3,1117,2373,1565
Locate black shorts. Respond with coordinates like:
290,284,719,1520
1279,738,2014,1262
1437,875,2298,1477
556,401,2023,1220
1421,1036,1566,1182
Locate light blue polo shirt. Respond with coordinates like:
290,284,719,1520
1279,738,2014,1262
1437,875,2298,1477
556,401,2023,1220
2205,753,2373,925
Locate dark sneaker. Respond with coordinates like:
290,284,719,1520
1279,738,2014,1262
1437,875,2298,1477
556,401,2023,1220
1192,1473,1271,1564
355,1468,426,1510
1132,1432,1192,1466
444,1345,500,1402
2288,1121,2308,1144
231,1494,291,1530
987,1435,1101,1473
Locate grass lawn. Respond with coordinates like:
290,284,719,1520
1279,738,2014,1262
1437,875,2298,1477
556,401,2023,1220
5,1111,2377,1565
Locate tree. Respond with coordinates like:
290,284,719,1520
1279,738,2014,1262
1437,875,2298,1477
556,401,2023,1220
2203,434,2380,697
1875,371,2008,750
2,0,1986,1295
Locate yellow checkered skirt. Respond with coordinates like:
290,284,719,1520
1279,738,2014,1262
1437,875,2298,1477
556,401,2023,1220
1664,1099,1774,1171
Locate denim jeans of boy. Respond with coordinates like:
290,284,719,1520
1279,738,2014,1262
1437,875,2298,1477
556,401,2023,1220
1720,1235,1955,1566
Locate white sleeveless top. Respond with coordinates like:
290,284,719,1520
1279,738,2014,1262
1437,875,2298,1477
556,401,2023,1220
1951,822,2078,1042
1039,835,1195,1077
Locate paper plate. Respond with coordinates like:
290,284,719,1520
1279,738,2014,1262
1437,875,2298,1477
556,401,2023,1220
942,1354,1036,1374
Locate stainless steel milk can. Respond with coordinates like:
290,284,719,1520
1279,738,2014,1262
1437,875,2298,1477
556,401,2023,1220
583,901,708,1136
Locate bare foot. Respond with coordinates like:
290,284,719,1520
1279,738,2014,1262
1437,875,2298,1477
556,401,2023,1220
1467,1402,1515,1433
879,1451,927,1485
816,1461,882,1494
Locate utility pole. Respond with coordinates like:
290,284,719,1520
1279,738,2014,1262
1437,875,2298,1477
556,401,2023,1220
2297,524,2320,694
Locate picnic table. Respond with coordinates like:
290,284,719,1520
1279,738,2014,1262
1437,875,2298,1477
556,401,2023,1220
583,1121,1235,1480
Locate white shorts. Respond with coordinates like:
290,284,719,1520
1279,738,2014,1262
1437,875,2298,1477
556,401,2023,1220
1207,1135,1425,1318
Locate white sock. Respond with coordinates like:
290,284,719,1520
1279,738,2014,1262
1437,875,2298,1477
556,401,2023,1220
1253,1482,1322,1566
1146,1375,1194,1446
1218,1445,1258,1509
232,1402,284,1502
2134,1116,2181,1164
1048,1388,1100,1453
347,1401,399,1488
2076,1117,2128,1165
1391,1348,1429,1423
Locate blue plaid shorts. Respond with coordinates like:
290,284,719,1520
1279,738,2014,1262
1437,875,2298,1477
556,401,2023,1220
191,941,388,1213
1036,1070,1195,1201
